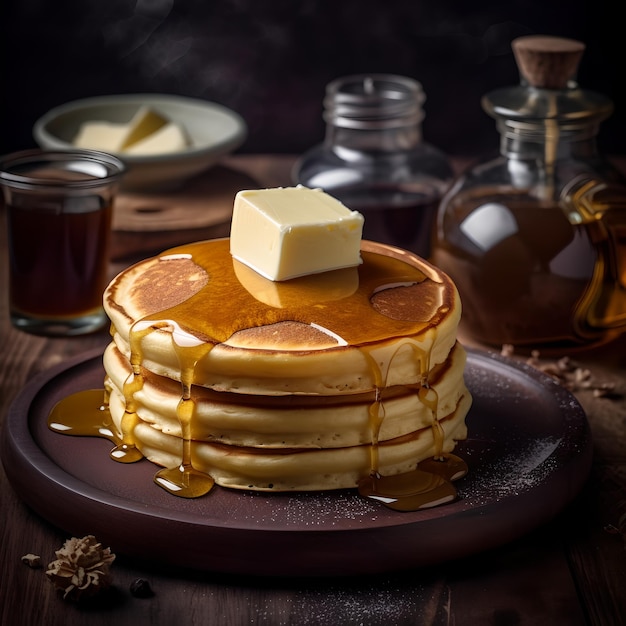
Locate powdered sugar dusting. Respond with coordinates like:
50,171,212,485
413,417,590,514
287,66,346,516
459,436,562,503
236,490,381,527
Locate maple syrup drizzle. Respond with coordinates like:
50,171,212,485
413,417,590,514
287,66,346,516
356,341,468,510
113,322,161,463
48,240,468,509
366,388,385,474
152,323,215,497
49,389,119,443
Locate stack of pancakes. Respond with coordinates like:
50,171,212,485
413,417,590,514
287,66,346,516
102,237,471,494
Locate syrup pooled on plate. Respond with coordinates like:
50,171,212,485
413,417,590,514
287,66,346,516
49,239,468,509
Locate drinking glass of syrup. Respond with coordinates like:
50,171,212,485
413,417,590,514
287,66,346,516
0,149,126,336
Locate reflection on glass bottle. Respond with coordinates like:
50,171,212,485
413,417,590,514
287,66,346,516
293,74,453,259
432,36,626,351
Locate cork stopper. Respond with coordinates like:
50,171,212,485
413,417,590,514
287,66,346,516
511,35,586,89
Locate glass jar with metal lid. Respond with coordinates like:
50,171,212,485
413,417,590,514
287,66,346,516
293,73,453,259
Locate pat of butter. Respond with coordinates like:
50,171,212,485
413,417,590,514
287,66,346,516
124,122,189,155
72,106,189,154
73,121,128,152
119,106,169,150
234,259,359,308
230,186,364,282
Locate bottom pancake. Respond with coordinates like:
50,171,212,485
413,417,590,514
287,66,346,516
123,396,470,491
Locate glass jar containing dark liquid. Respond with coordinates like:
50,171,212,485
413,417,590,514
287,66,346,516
431,36,626,351
293,74,453,259
0,149,125,336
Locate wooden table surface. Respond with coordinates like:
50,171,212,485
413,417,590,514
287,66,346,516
1,155,625,626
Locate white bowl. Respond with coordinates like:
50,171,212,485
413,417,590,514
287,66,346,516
33,93,247,191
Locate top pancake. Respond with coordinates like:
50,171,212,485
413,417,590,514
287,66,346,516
103,239,462,395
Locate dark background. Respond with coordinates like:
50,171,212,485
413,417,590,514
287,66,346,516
1,0,624,160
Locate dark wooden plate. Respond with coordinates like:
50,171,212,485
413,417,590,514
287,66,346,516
1,347,592,577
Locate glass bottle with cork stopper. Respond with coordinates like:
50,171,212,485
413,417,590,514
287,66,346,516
293,73,453,259
431,35,626,352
